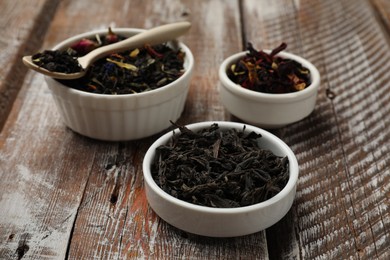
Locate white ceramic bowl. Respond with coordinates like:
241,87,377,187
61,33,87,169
219,51,320,128
44,28,194,141
143,121,299,237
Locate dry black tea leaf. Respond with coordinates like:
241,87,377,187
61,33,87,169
32,49,82,73
151,123,289,208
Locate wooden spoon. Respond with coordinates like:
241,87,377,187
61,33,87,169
22,21,191,80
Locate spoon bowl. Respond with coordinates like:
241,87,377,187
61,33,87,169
23,21,191,79
22,56,86,79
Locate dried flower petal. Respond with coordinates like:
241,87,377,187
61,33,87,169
106,27,119,44
106,58,138,71
70,39,99,56
130,48,140,58
145,44,164,58
227,42,311,94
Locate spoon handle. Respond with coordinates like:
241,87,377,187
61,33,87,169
78,21,191,68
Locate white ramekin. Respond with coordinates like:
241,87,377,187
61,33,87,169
45,28,194,141
143,121,299,237
219,51,320,128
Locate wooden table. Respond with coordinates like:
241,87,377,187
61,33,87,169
1,0,389,259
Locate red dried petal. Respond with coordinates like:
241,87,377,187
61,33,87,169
106,27,119,44
70,39,99,56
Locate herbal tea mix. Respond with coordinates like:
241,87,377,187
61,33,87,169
151,123,289,208
227,43,311,94
32,28,185,94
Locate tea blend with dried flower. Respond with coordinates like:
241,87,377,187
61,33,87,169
151,123,289,208
32,28,185,95
64,43,185,94
227,43,311,94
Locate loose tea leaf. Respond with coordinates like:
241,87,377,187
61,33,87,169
64,43,185,94
227,42,311,93
31,29,122,73
32,28,185,95
32,49,83,73
151,123,289,208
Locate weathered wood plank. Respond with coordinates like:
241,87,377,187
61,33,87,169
371,0,390,31
0,0,269,259
241,0,390,259
58,0,268,259
0,0,60,130
0,72,96,258
1,0,389,259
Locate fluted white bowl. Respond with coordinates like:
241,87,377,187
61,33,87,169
143,121,299,237
219,51,320,128
45,28,194,141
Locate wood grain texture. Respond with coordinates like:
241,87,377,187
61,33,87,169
62,0,268,259
371,0,390,31
0,0,60,130
242,0,390,259
0,0,389,259
0,72,94,258
0,0,268,259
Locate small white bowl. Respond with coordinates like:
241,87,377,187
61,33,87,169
44,28,194,141
219,51,320,128
143,121,299,237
